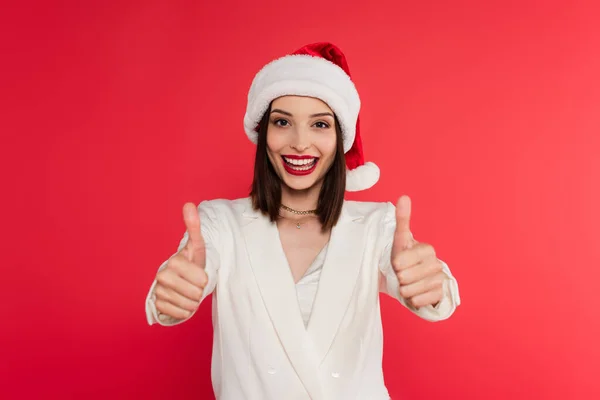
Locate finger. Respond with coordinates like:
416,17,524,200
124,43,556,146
156,270,204,302
399,272,445,299
395,195,411,233
392,195,415,254
392,243,436,272
155,299,193,320
182,202,205,260
409,287,444,309
168,253,209,288
396,259,443,286
177,262,208,289
155,284,201,312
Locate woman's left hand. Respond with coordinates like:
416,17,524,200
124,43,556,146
390,195,447,308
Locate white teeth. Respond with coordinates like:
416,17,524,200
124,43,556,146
283,157,316,166
283,156,317,170
289,164,312,171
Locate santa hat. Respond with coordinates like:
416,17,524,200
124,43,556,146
243,42,380,192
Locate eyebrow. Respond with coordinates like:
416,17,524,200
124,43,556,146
270,109,334,118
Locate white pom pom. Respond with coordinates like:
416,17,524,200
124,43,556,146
345,162,380,192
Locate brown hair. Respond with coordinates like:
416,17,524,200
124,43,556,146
249,103,346,232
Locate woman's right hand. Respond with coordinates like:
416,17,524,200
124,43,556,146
154,202,208,320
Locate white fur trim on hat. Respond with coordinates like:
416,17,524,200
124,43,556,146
243,54,360,154
346,162,380,192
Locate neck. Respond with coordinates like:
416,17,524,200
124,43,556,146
280,182,321,213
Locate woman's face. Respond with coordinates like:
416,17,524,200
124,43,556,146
266,96,338,192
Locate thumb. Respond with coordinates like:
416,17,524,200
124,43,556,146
182,202,206,265
393,195,414,252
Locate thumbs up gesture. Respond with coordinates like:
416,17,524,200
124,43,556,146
391,195,446,309
154,203,209,320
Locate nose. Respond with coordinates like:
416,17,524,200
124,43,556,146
290,127,311,152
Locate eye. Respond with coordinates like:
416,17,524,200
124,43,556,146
314,121,330,129
272,118,289,127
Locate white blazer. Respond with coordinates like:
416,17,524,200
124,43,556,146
145,197,460,400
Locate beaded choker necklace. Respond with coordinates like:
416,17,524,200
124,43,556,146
280,204,317,215
279,204,317,229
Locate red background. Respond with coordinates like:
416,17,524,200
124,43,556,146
2,1,599,399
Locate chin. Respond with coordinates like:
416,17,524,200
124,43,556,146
281,176,321,191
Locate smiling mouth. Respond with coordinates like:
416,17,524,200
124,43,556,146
283,156,317,169
281,156,319,176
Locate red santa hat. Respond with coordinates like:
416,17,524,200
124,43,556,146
243,42,380,191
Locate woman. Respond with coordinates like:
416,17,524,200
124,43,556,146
145,42,461,400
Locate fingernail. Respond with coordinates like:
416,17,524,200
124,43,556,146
185,205,195,218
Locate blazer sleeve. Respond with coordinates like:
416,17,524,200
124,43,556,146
378,202,461,321
145,201,221,326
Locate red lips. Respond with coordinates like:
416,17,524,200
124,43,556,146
281,155,318,176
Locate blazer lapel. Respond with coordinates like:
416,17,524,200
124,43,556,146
240,204,325,400
306,203,367,363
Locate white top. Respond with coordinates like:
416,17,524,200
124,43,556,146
296,244,329,327
145,198,461,400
